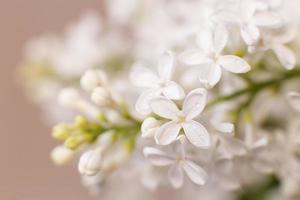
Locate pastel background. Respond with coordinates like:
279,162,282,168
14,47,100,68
0,1,103,199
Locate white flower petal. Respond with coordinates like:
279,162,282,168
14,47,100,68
199,63,222,88
155,121,181,145
144,147,175,166
288,92,300,112
213,24,228,54
182,88,207,120
141,117,160,139
218,55,251,73
253,12,281,27
182,120,210,148
272,45,296,70
179,49,212,65
220,136,248,157
168,164,183,188
214,158,241,190
182,160,207,185
196,26,214,53
241,24,260,45
276,25,297,44
150,97,179,119
240,0,257,20
162,81,185,100
215,122,234,133
135,90,160,115
214,10,240,23
158,51,174,82
130,64,160,87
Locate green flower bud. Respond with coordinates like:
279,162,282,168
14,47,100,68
52,123,70,140
75,116,88,128
64,136,83,150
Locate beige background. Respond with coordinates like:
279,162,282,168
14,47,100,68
0,0,104,199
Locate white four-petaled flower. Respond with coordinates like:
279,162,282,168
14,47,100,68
219,0,281,45
131,51,185,114
180,24,251,88
150,88,210,148
248,27,296,70
144,146,207,188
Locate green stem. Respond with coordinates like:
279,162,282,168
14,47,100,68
206,69,300,109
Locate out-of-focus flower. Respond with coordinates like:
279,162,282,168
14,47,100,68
249,26,297,69
220,0,282,45
54,12,102,78
144,146,207,188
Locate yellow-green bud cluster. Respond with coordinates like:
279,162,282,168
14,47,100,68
52,114,142,152
52,116,105,150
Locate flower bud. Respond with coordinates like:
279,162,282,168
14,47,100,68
52,123,70,140
74,115,88,128
91,87,111,106
51,146,75,166
80,69,108,92
141,117,160,139
64,136,83,150
78,149,103,176
106,110,125,124
58,88,80,107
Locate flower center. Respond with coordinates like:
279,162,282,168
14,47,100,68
177,115,186,124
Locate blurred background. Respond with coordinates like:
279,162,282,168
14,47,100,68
0,1,103,199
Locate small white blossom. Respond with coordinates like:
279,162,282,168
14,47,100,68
144,146,207,188
131,51,185,114
221,0,281,45
150,88,210,148
180,24,251,88
249,27,297,70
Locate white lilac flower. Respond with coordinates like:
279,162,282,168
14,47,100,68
131,51,185,115
144,146,207,188
249,27,297,70
150,88,210,148
268,127,300,198
220,0,282,46
180,24,251,88
54,12,102,78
